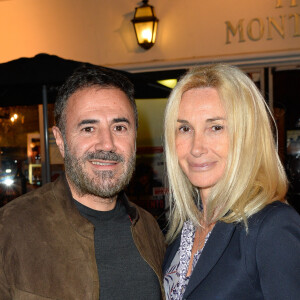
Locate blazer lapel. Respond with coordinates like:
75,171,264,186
183,221,236,297
163,237,181,273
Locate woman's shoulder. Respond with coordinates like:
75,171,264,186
235,201,300,256
245,201,300,297
243,201,300,254
248,201,300,230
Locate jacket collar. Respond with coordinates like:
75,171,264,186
51,174,95,239
183,221,236,297
119,191,139,224
51,174,139,239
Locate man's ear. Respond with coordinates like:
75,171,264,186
52,126,65,158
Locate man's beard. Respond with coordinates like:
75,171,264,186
64,142,135,199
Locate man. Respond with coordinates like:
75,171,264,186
0,66,166,299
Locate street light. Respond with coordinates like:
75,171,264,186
131,0,159,50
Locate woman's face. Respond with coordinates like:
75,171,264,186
175,87,229,200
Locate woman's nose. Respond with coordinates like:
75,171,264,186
191,132,208,157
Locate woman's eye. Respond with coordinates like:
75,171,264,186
212,125,223,131
179,126,190,132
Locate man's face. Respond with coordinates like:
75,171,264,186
53,86,136,199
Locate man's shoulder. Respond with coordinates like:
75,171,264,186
128,200,166,250
1,182,52,211
128,200,156,222
0,177,67,230
128,200,164,236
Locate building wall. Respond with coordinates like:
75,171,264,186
0,0,299,71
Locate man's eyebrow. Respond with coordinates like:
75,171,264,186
113,117,130,124
77,118,131,128
77,119,99,127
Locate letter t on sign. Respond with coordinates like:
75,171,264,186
276,0,298,8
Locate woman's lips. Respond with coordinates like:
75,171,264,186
189,161,217,171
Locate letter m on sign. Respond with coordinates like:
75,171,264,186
225,19,246,44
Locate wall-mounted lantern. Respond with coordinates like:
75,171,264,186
131,0,159,50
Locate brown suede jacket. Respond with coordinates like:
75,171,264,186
0,175,166,299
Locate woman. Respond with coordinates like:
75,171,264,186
163,64,300,300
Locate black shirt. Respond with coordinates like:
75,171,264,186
74,198,160,300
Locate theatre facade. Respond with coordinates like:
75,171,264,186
0,0,299,213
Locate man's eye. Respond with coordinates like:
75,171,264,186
114,125,127,132
83,127,94,132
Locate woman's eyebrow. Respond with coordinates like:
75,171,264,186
206,117,226,122
177,119,189,123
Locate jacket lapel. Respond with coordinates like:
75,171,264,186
163,237,181,273
183,221,236,297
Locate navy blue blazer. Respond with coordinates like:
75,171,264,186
163,201,300,300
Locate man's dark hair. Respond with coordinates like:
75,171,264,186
54,65,137,133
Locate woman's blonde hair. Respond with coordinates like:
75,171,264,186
164,64,288,243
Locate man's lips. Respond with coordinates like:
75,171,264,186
91,161,117,166
89,160,118,167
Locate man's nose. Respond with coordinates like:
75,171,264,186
95,128,116,152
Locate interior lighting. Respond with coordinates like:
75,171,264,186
157,79,178,89
10,113,19,123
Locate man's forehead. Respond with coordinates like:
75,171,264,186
72,87,129,105
64,87,134,123
67,87,130,107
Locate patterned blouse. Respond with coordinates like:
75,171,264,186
164,220,211,300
